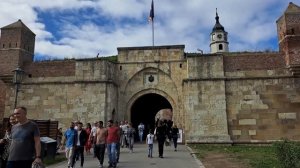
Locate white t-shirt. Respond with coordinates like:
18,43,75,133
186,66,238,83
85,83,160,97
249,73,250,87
121,124,128,134
91,126,97,136
146,134,154,144
138,124,145,133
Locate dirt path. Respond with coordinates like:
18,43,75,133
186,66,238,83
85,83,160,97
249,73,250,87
201,153,250,168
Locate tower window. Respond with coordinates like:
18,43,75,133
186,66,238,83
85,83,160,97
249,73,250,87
180,63,182,68
219,44,223,50
16,43,17,47
9,43,11,48
120,66,122,70
2,44,4,48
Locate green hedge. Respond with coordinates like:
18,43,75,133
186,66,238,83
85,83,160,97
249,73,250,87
273,139,300,168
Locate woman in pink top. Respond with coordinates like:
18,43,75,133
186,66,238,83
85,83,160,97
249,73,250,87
85,123,92,154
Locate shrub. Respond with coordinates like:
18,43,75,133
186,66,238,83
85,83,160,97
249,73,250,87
273,139,300,168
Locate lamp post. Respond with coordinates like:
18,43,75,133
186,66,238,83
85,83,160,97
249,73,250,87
12,67,25,109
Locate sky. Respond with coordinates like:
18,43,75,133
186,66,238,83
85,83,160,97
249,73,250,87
0,0,298,60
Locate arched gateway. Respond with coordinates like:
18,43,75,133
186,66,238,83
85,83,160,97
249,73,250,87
126,90,175,131
131,93,172,131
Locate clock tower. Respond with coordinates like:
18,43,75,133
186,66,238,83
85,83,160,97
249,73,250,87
210,9,229,54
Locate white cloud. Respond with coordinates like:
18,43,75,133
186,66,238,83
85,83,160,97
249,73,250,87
0,0,295,59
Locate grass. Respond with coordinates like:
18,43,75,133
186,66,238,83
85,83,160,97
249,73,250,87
43,154,67,166
188,144,280,168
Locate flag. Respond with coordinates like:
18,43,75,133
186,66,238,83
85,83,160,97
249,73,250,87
148,0,154,22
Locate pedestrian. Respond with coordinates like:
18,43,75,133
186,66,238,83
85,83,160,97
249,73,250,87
61,122,77,168
119,121,124,148
85,123,92,154
138,122,145,142
94,121,107,168
71,122,87,168
114,121,121,163
0,115,17,168
127,123,135,153
6,106,42,168
146,129,154,158
56,128,63,151
106,120,120,168
155,120,167,158
120,121,128,148
171,124,179,151
90,122,98,158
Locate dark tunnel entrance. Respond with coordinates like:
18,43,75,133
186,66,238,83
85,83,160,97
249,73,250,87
131,93,172,140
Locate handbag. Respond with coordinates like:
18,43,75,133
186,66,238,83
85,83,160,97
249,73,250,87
32,162,45,168
165,138,170,146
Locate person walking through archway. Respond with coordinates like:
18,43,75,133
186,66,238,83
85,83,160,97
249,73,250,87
171,124,179,151
106,120,120,168
94,121,107,168
61,122,77,168
146,129,154,158
85,123,92,155
138,122,145,142
71,122,87,168
155,121,167,158
127,123,135,153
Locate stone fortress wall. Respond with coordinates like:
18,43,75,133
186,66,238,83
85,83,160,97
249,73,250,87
0,2,300,143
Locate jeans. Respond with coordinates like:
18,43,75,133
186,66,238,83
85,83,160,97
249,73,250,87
127,137,134,151
148,144,153,157
139,132,143,142
95,144,106,165
116,143,120,161
107,143,117,165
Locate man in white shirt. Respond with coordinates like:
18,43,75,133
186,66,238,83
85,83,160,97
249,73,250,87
90,122,98,158
138,123,145,142
120,121,128,148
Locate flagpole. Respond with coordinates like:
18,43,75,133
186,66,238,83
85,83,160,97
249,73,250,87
149,0,154,47
152,18,154,46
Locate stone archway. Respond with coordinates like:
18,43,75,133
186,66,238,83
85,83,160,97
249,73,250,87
130,93,172,132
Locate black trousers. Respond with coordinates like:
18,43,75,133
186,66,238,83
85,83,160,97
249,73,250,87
173,137,178,149
72,146,84,167
158,140,165,157
6,160,32,168
95,144,106,165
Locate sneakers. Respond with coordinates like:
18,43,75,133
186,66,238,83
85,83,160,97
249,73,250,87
99,164,103,168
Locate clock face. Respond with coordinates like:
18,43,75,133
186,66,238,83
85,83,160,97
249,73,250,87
217,34,222,39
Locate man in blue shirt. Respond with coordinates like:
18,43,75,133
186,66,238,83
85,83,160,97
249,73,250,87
62,122,77,168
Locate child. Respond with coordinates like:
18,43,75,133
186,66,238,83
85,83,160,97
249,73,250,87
146,129,154,158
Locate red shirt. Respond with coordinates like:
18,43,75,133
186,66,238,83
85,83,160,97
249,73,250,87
106,126,119,144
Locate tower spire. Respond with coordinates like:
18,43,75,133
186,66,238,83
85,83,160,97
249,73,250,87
215,8,220,24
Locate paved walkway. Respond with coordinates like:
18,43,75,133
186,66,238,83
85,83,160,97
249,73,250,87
48,143,205,168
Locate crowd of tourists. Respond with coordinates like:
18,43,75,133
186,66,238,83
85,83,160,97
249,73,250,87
59,119,180,168
0,106,181,168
